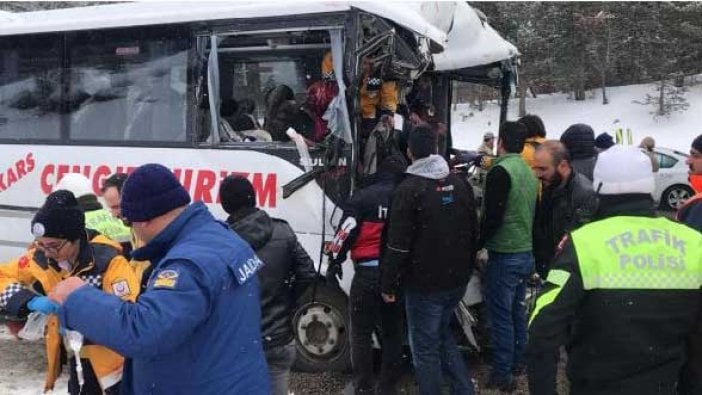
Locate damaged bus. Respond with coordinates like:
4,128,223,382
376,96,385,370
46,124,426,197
0,1,517,371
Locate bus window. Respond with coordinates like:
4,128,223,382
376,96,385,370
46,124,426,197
0,34,62,140
214,32,327,144
68,28,189,143
450,80,502,152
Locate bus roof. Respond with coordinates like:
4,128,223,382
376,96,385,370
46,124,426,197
433,2,518,70
0,1,448,46
0,1,518,72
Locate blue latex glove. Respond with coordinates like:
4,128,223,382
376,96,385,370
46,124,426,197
27,296,60,315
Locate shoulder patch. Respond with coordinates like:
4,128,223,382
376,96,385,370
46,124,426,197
18,256,30,269
153,269,179,288
111,279,131,297
234,255,263,285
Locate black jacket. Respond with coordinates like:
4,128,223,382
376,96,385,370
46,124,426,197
328,171,399,265
381,156,478,295
227,208,316,348
527,195,702,395
533,171,598,276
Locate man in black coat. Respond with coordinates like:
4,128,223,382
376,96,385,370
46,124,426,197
327,155,407,395
381,124,479,395
532,140,598,277
219,176,316,395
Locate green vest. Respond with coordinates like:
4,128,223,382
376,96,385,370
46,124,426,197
484,153,538,253
572,216,702,290
85,208,131,244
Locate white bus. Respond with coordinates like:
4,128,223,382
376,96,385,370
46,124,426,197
0,1,517,371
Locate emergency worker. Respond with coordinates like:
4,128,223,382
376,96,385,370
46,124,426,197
0,190,139,394
517,114,547,168
677,133,702,394
527,146,702,394
50,164,270,394
101,173,128,219
56,173,131,252
678,134,702,232
327,154,407,394
360,58,397,138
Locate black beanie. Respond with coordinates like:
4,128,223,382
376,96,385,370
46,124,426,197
693,134,702,153
31,190,85,241
560,123,596,159
220,176,256,215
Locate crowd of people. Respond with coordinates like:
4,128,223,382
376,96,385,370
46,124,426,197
0,112,700,395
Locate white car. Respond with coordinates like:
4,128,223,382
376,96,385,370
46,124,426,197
652,147,694,210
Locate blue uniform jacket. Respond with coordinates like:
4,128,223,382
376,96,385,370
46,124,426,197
60,202,270,394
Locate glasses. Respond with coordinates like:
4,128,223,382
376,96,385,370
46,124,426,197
34,239,69,254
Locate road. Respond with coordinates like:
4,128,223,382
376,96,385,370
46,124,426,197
2,323,569,394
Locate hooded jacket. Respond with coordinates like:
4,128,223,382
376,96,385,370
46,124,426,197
561,124,597,180
60,203,270,395
527,195,702,395
227,208,316,348
381,155,478,294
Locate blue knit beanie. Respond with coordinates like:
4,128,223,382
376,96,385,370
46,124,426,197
121,164,191,222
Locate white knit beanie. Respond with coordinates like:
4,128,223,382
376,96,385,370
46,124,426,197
593,145,655,195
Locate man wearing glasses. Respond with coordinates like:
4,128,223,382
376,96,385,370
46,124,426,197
0,189,139,394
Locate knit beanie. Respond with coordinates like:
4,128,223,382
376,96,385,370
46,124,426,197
219,176,256,215
120,164,191,222
692,134,702,153
593,145,654,195
561,124,596,159
31,190,85,241
594,132,615,150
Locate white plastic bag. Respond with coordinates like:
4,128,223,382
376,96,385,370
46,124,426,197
17,311,47,341
65,330,85,387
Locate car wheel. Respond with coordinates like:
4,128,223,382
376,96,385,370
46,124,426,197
293,284,351,372
661,184,694,211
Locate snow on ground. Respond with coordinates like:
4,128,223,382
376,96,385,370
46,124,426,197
451,80,702,153
0,325,68,395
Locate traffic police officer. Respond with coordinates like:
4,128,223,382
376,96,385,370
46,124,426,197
527,146,702,394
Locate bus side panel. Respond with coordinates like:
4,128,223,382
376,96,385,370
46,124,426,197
0,145,341,265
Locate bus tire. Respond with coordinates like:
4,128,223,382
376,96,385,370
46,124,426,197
292,284,351,373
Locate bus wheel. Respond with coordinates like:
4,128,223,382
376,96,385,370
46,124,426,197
293,285,351,372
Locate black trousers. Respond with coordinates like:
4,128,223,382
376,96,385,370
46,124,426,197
350,266,404,395
68,357,120,395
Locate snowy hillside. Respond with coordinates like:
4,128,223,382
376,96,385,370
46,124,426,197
451,81,702,153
